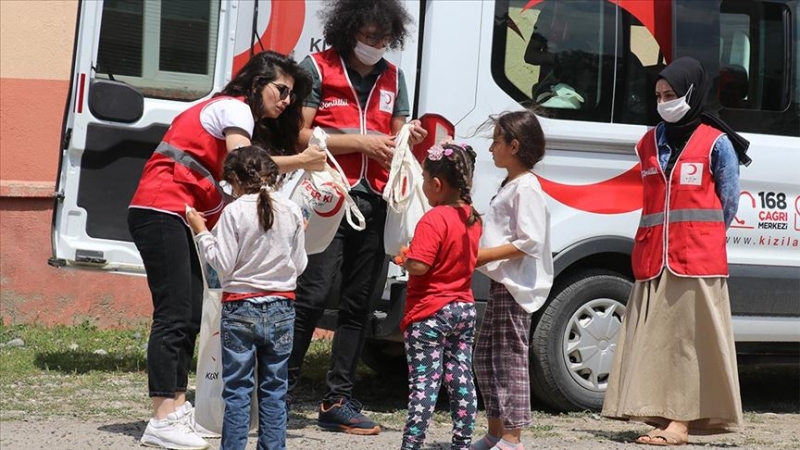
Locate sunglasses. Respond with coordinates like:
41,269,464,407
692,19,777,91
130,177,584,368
270,82,296,103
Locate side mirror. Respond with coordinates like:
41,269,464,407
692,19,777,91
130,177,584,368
88,79,144,123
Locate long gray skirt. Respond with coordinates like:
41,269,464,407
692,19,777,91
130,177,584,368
601,270,743,433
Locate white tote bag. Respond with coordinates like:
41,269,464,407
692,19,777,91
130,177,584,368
290,127,366,255
193,250,258,434
382,124,430,256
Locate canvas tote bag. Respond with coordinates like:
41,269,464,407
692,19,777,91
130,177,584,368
193,231,258,434
290,127,366,254
382,124,430,256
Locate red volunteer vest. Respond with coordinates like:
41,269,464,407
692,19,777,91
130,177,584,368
632,124,729,281
311,48,398,193
129,96,242,228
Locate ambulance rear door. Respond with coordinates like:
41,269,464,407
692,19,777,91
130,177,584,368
51,0,237,274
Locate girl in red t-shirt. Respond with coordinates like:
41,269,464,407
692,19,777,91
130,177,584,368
398,143,483,450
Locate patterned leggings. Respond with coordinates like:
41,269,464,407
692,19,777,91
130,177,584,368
401,301,477,450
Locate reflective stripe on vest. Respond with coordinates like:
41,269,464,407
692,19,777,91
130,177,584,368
154,142,223,195
319,127,386,136
631,124,729,280
639,209,724,228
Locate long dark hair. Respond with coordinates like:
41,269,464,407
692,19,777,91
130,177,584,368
321,0,413,58
217,51,311,156
424,143,481,226
222,146,279,232
485,110,546,172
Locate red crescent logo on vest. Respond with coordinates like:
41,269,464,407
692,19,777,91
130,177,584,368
687,164,699,175
536,164,644,215
314,182,345,218
232,0,306,75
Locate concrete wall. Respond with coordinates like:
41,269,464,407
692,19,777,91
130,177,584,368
0,0,151,328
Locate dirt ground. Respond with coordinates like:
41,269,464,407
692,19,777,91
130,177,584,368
1,365,798,449
1,408,798,449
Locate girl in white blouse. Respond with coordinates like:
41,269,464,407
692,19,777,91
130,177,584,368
471,110,554,450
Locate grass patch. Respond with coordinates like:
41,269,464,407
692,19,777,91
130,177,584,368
0,323,151,420
526,422,558,438
0,322,149,374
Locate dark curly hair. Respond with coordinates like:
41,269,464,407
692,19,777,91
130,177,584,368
217,51,312,157
424,143,481,226
222,145,279,232
320,0,413,57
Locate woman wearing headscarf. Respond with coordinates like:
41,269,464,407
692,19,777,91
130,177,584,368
602,57,748,446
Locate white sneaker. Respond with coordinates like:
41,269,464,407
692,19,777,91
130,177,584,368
140,412,209,449
181,401,222,439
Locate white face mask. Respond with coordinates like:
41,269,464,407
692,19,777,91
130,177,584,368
353,40,386,66
657,84,694,123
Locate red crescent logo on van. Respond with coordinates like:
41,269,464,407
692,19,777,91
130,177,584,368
536,164,644,214
315,182,345,218
232,0,306,75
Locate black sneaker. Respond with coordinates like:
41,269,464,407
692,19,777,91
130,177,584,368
317,398,381,435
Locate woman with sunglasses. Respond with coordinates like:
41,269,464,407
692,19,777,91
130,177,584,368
128,50,324,450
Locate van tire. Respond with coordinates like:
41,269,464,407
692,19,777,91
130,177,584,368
360,339,407,377
529,269,632,411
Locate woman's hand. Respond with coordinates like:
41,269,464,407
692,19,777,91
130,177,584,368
185,205,207,234
408,120,428,146
299,144,327,171
360,134,396,168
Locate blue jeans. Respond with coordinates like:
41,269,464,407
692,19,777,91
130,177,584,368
221,298,294,450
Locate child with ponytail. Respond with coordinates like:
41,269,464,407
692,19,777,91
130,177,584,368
398,142,482,450
187,145,307,450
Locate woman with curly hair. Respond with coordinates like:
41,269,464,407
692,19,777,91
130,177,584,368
286,0,428,436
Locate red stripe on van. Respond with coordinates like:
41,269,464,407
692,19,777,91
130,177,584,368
536,164,643,214
76,73,85,114
232,0,306,76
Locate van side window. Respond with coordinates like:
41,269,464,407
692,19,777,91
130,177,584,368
614,11,665,126
718,2,791,112
96,0,220,101
674,0,799,137
491,0,616,122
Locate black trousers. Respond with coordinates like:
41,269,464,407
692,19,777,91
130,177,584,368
128,208,204,397
288,192,387,402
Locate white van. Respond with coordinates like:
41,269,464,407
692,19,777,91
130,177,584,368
51,0,799,411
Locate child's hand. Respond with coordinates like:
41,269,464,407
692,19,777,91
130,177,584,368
185,205,207,234
393,245,410,266
476,248,488,268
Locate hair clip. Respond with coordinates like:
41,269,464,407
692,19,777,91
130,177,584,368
427,145,455,161
427,145,444,161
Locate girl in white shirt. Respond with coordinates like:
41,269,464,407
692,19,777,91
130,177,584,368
187,145,307,450
471,111,554,450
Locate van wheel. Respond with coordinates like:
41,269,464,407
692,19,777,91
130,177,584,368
360,339,407,377
529,270,631,411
